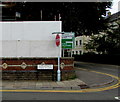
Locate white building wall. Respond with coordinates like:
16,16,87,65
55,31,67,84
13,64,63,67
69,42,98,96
72,35,90,55
0,21,62,57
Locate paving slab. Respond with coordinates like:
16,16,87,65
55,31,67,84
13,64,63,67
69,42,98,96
2,78,86,90
50,82,59,87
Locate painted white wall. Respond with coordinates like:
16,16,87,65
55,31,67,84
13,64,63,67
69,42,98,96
0,21,62,57
72,35,90,55
0,23,2,58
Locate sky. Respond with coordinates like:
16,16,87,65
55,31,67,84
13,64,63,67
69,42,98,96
109,0,120,14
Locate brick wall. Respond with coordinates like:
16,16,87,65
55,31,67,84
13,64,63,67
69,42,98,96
0,57,75,81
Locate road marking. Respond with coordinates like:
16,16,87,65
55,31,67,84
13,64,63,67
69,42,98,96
77,68,119,80
115,97,120,100
1,68,120,93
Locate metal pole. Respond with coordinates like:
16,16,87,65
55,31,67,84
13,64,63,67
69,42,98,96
57,56,61,81
59,13,61,21
41,10,42,21
52,32,65,82
54,15,56,21
57,34,61,81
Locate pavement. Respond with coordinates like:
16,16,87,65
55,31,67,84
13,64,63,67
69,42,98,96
1,63,119,90
1,78,87,90
1,71,115,90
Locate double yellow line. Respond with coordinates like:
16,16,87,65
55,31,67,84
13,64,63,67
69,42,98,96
1,68,120,93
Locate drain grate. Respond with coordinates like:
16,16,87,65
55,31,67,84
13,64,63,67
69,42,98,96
78,84,90,89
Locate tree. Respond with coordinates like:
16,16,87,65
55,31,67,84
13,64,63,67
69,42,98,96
61,2,112,36
2,2,112,36
85,21,120,55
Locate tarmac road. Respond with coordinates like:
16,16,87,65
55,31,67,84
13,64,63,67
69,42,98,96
74,61,119,76
1,88,119,101
1,61,120,101
74,61,120,88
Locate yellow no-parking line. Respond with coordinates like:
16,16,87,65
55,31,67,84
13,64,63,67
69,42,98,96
1,68,120,93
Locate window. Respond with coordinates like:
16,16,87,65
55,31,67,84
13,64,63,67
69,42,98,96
79,40,82,45
76,51,78,55
76,41,78,46
79,51,82,55
76,51,79,55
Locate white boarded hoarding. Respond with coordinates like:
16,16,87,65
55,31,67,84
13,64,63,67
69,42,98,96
0,22,2,57
0,21,62,57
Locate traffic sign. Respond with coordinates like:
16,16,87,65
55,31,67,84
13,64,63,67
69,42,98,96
62,32,75,49
56,34,60,47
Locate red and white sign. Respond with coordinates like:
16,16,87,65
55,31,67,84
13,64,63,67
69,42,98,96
56,34,60,46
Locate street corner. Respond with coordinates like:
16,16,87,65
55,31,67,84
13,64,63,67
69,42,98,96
1,66,120,93
75,67,119,88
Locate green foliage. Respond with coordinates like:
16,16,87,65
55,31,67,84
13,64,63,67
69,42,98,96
69,75,77,80
85,21,120,55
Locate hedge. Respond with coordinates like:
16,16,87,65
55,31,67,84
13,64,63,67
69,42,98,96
73,54,120,65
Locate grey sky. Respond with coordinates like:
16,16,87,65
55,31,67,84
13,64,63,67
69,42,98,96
109,0,120,14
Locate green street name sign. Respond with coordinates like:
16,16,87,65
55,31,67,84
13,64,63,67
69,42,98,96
62,32,75,49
